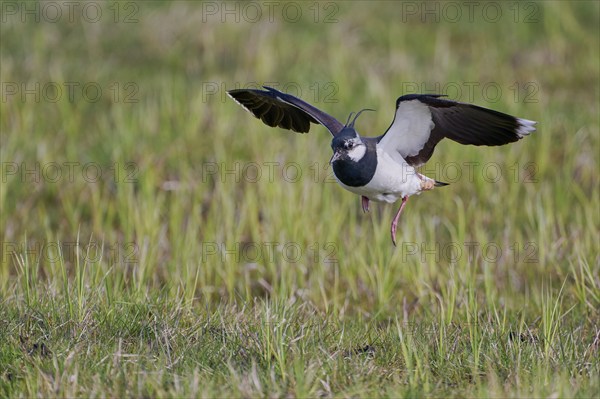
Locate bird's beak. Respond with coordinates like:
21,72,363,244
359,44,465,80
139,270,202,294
330,151,341,164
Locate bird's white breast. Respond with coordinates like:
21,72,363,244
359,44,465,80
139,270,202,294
335,148,423,203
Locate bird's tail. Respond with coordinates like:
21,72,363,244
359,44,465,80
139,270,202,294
434,180,449,187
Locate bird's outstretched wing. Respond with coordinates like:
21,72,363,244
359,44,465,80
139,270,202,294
377,94,537,167
227,86,344,136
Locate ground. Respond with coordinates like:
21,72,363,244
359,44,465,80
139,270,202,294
1,1,599,397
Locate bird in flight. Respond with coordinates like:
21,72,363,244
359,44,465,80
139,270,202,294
227,86,536,245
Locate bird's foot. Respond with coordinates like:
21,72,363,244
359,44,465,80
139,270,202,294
361,196,370,213
419,177,435,191
390,196,409,246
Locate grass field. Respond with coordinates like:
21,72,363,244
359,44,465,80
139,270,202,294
1,1,599,397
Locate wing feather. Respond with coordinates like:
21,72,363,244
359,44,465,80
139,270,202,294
227,86,344,136
377,94,537,167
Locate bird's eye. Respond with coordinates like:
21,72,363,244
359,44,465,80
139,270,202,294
344,141,353,149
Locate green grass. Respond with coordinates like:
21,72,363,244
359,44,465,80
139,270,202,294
1,1,599,397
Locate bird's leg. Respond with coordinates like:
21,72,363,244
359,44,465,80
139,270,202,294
390,196,409,246
361,196,370,213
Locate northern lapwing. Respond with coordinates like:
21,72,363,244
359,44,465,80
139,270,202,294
227,86,536,245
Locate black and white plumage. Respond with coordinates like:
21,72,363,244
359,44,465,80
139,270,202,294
228,86,536,245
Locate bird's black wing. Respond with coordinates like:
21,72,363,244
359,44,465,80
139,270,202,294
227,86,344,136
377,94,537,167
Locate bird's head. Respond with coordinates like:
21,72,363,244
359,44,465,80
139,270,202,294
330,109,374,164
